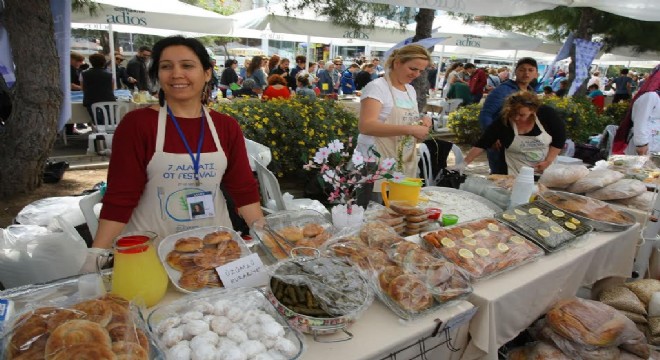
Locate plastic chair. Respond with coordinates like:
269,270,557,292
602,124,619,157
91,101,129,133
245,138,272,171
79,190,103,239
418,143,433,187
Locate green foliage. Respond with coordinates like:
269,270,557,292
603,101,630,125
447,104,483,145
447,97,620,145
212,98,359,177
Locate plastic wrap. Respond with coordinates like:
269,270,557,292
421,218,544,280
599,286,647,316
147,287,304,359
539,164,590,189
364,202,406,228
586,179,648,201
613,192,655,212
157,226,250,293
253,210,333,261
506,341,571,360
534,320,621,360
3,293,154,360
545,297,649,358
359,220,405,250
625,279,660,305
538,191,636,231
421,187,502,223
566,169,626,194
496,202,592,253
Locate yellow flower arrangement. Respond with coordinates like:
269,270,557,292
213,98,358,176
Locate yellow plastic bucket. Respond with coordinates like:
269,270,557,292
381,178,423,207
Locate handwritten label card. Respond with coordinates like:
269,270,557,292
216,253,268,289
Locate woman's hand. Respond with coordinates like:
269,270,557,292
410,124,430,141
636,144,649,155
420,115,432,128
534,160,552,173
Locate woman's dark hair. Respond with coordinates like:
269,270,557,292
501,91,541,126
148,36,212,106
246,55,263,77
267,74,287,86
89,53,107,69
224,59,238,68
447,62,464,73
296,73,310,87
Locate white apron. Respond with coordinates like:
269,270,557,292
123,104,232,240
372,77,420,191
505,117,552,177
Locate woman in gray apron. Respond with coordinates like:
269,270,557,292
357,44,433,195
461,91,566,176
91,36,263,250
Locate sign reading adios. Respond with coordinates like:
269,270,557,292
107,7,147,26
455,35,482,48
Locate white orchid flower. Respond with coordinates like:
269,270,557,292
313,147,331,164
380,158,396,170
351,151,365,167
392,172,406,182
322,169,337,183
327,139,344,153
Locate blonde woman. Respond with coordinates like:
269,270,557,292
357,44,432,184
460,91,566,176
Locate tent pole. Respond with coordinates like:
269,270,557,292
436,45,445,91
306,35,312,70
512,49,518,70
109,24,117,89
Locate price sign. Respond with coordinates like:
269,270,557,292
216,253,268,289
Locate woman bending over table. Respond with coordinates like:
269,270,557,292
461,91,565,176
91,36,263,250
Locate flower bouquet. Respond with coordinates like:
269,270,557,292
304,138,403,227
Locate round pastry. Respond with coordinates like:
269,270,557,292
104,300,131,327
178,268,210,290
405,249,445,272
174,237,204,253
181,311,204,323
191,301,214,315
276,227,304,242
390,241,421,264
216,239,241,256
9,326,47,360
389,203,426,216
111,341,149,360
378,265,405,292
203,231,233,245
9,336,47,360
167,343,191,360
240,340,267,359
45,308,85,332
388,274,434,312
302,223,324,238
107,323,149,350
212,300,231,316
71,300,113,327
274,337,299,358
45,319,112,357
210,316,233,336
161,327,184,348
100,293,130,308
49,343,116,360
405,214,428,223
261,321,285,339
166,251,197,271
191,331,220,346
155,316,181,335
184,320,209,338
226,326,249,344
364,249,393,271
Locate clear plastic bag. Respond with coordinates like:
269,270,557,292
586,179,647,201
3,293,154,360
566,169,625,194
614,192,655,211
506,341,571,360
15,196,85,227
539,164,590,189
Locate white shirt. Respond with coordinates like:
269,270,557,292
627,92,660,154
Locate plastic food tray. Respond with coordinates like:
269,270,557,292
537,190,637,232
254,210,334,262
157,226,251,293
147,287,304,359
496,202,593,253
421,218,544,280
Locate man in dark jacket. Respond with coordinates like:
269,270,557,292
478,57,539,174
126,46,151,91
289,55,306,91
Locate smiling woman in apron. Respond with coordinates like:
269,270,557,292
91,36,264,250
357,44,432,198
461,91,566,176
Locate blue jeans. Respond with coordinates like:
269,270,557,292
487,147,508,175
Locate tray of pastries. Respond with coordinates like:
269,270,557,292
4,293,158,360
537,190,637,232
422,218,544,280
253,210,333,261
496,202,592,253
158,226,250,293
325,225,472,320
147,287,304,359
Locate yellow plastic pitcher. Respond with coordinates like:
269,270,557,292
381,178,423,207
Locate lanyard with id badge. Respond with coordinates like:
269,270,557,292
168,106,216,220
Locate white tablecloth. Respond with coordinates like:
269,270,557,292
460,224,640,360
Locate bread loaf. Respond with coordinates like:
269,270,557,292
546,298,627,347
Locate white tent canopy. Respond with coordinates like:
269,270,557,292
361,0,660,22
71,0,235,36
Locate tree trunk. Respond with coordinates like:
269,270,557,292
568,8,596,96
0,0,61,199
412,8,434,112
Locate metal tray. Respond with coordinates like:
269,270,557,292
537,190,637,232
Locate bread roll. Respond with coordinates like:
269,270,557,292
45,319,111,359
546,298,627,347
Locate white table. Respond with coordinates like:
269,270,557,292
460,224,640,360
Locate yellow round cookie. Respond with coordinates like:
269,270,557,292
502,213,516,221
537,215,550,222
550,226,564,233
510,236,525,244
537,229,550,238
565,222,577,230
462,237,477,246
528,208,542,215
462,229,473,237
497,243,510,252
487,223,499,232
514,209,527,216
458,248,474,259
570,218,581,225
551,209,565,217
441,237,456,248
475,248,490,257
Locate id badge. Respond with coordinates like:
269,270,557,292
186,191,215,220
